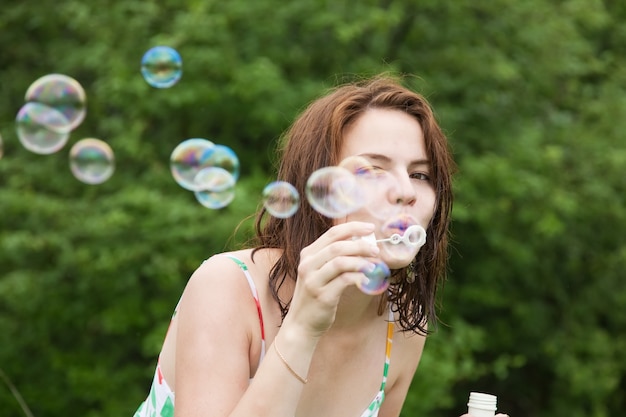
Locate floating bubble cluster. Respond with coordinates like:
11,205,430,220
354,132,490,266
169,139,240,209
141,46,183,88
8,50,426,296
13,73,115,184
170,138,216,191
16,74,87,155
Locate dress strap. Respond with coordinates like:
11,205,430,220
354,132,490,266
222,255,266,359
381,307,395,391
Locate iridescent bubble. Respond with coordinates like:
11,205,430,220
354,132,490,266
25,73,86,131
200,144,240,181
338,155,400,220
15,102,71,154
305,166,365,218
194,167,236,209
263,181,300,218
141,46,183,88
170,138,215,191
358,261,390,295
69,138,115,184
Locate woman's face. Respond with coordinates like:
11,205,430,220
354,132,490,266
338,108,436,269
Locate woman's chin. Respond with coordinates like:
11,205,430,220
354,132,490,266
379,244,419,269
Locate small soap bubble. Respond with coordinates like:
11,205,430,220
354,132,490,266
194,167,236,209
263,181,300,218
305,166,365,218
69,138,115,184
358,261,390,295
25,73,86,131
170,138,215,191
141,46,183,88
15,102,71,154
200,144,240,181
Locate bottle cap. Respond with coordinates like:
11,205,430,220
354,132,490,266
467,392,497,417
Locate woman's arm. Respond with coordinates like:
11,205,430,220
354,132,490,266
174,221,379,417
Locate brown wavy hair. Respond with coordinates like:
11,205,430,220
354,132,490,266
253,74,455,335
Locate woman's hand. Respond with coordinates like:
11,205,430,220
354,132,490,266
459,414,510,417
283,221,380,338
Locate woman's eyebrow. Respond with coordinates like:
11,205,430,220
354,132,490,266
358,153,391,162
358,153,430,166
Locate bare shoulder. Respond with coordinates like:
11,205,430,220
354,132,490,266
173,250,267,412
178,251,254,331
186,248,256,284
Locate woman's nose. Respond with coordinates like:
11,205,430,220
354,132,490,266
388,175,416,206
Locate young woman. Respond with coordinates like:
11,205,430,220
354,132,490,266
134,74,508,417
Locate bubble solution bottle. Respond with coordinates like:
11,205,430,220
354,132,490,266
467,392,497,417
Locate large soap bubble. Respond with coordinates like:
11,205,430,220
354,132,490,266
338,155,401,220
305,166,365,218
15,102,71,154
24,73,86,131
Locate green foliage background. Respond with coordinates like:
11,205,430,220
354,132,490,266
1,1,624,416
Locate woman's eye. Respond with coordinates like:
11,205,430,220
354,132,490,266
410,172,430,181
354,165,386,178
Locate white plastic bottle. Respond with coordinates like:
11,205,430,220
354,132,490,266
467,392,497,417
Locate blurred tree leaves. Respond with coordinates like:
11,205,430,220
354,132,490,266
0,0,624,416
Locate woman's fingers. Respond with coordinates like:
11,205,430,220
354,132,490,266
300,237,378,275
302,222,375,258
300,255,375,294
288,221,384,334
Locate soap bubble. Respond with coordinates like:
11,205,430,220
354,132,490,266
25,73,86,131
141,46,182,88
338,155,400,220
15,102,71,154
194,167,236,209
358,261,390,295
69,138,115,184
170,138,215,191
201,144,240,181
263,181,300,218
305,166,365,218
